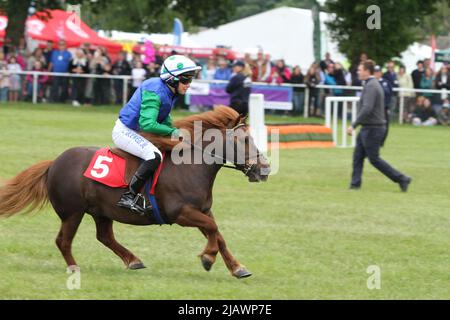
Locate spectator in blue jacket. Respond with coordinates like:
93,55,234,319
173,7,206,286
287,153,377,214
48,40,72,103
324,63,343,96
382,61,399,88
375,65,392,109
383,61,399,111
214,59,231,81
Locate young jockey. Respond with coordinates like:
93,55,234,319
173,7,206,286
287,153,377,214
112,55,201,214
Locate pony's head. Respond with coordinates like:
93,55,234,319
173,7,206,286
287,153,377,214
142,106,270,182
224,114,270,182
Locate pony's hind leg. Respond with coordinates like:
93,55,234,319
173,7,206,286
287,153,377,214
93,215,145,270
55,212,84,270
197,228,217,271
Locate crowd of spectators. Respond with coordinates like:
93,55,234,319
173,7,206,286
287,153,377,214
0,38,169,106
1,39,448,126
202,50,448,124
405,59,449,126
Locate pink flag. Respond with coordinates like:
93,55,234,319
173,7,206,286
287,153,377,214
143,40,155,64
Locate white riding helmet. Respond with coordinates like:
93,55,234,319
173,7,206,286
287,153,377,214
160,55,202,82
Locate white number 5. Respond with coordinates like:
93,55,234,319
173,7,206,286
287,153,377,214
90,155,113,178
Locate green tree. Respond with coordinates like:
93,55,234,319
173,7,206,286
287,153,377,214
82,0,235,33
325,0,448,66
230,0,316,21
1,0,58,46
419,0,450,38
0,0,235,47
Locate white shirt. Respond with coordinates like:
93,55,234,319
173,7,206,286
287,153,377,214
132,68,146,88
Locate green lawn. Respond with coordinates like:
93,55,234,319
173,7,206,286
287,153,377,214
0,102,449,299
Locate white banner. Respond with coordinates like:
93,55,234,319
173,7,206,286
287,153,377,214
188,82,210,96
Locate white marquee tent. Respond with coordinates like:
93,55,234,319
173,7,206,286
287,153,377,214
190,6,346,70
100,6,435,73
400,42,438,72
99,30,202,48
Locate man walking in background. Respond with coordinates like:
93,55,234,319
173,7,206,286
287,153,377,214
347,60,412,192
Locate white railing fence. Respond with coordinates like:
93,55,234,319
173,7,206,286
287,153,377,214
0,70,132,105
325,96,359,148
1,70,447,126
180,78,448,124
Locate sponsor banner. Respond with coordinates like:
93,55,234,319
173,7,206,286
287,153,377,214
189,82,293,110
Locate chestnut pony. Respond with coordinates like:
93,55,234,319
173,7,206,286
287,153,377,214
0,106,270,278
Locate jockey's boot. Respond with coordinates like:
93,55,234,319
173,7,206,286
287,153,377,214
117,154,161,215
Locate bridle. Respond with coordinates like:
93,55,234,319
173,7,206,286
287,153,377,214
224,123,260,175
185,123,261,176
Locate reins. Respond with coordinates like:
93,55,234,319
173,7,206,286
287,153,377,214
183,123,259,175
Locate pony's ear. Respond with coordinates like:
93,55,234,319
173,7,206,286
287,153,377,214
239,114,248,124
234,114,248,126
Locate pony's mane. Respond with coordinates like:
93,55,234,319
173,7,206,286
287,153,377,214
140,105,240,151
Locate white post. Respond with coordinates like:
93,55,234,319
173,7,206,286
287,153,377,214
332,100,338,146
399,95,405,125
325,96,359,148
303,87,309,118
249,93,268,153
122,77,128,105
342,102,347,148
325,97,331,128
32,72,38,104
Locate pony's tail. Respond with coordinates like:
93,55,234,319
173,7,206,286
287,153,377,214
0,160,53,218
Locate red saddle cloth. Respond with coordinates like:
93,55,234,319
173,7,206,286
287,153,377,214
83,148,163,194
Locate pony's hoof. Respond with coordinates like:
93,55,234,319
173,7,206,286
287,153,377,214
128,262,146,270
67,265,80,273
200,254,214,271
233,267,252,279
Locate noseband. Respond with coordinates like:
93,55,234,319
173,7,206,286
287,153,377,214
223,123,261,176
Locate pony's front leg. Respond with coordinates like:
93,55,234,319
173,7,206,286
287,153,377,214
175,206,219,271
206,212,252,279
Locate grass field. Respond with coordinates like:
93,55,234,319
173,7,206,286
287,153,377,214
0,102,449,299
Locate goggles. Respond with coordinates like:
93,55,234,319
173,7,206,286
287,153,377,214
178,75,194,84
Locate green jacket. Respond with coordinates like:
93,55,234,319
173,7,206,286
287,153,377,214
138,90,178,136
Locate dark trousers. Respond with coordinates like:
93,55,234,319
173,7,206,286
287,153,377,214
351,126,405,187
93,79,111,105
113,79,123,104
292,90,304,115
51,76,68,103
71,78,86,104
308,89,320,116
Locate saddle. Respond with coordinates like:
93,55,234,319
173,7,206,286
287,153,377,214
109,148,143,185
83,147,167,224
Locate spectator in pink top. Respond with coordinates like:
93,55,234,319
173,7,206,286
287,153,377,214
25,60,49,102
270,59,291,84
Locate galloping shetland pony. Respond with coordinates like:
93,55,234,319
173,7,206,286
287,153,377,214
0,106,270,278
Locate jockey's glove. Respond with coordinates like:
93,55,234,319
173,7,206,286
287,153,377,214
172,129,184,141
